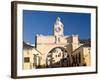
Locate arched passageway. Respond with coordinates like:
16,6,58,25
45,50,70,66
46,47,72,68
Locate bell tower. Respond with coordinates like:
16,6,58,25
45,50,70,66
54,17,64,36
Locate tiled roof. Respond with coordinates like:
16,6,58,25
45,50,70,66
80,39,91,47
23,41,34,49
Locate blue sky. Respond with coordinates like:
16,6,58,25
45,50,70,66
23,10,91,44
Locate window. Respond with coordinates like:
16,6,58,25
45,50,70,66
24,57,30,62
78,53,81,63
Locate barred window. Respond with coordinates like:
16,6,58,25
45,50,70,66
24,57,30,62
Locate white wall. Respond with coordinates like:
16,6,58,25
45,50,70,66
0,0,99,80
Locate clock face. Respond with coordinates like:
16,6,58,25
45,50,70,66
55,27,61,32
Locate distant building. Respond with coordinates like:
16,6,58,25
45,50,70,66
23,17,91,69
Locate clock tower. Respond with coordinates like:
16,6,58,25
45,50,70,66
54,17,64,36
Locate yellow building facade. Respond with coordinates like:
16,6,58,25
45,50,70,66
23,17,91,69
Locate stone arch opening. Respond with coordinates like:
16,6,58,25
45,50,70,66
46,47,72,68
